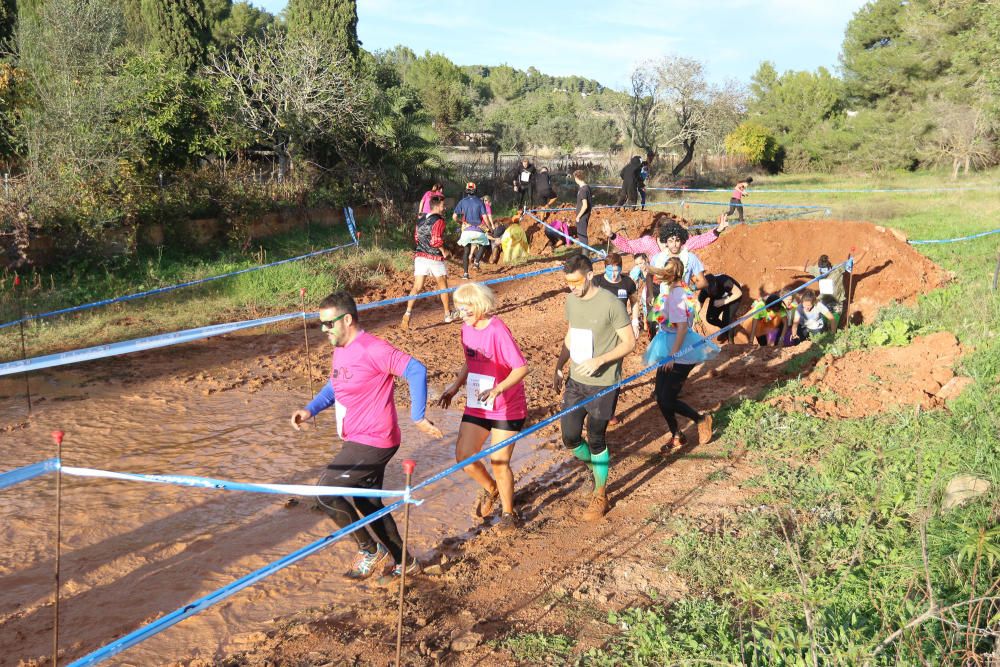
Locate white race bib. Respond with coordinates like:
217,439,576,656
466,373,496,411
819,278,835,296
520,171,531,183
569,328,594,364
335,400,346,438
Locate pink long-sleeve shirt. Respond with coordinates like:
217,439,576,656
610,229,719,257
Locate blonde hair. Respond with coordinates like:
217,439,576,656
453,282,496,318
661,257,684,285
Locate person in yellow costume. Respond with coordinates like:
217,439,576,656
499,214,530,264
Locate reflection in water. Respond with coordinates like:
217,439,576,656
0,376,554,665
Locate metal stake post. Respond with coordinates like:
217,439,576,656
14,275,31,414
394,459,416,667
299,288,316,426
51,430,64,667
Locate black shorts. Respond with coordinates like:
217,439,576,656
319,440,398,490
563,377,620,422
461,413,526,432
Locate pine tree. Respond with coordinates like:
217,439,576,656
139,0,210,70
285,0,358,57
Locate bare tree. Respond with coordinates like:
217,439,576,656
623,56,747,176
924,101,996,179
209,29,374,176
617,66,661,162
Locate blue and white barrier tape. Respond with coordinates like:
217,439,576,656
69,259,850,665
0,458,59,490
0,264,566,377
1,212,360,332
592,184,1000,194
521,211,607,258
908,228,1000,245
687,207,828,230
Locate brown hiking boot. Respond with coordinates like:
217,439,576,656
698,414,714,445
472,487,500,519
582,488,609,522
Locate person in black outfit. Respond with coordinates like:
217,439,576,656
534,166,557,208
513,158,536,210
698,273,743,344
614,156,643,209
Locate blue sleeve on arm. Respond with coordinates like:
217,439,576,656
404,357,428,422
305,382,335,416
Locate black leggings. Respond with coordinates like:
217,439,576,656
654,364,702,436
462,244,486,274
705,300,741,342
725,198,744,221
614,186,638,209
316,443,406,562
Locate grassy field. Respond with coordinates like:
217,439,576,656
508,172,1000,664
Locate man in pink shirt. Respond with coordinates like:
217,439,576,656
602,213,729,258
291,291,443,582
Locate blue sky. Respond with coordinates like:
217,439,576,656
250,0,870,88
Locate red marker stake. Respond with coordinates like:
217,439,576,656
14,275,31,415
298,289,317,426
51,430,64,667
394,459,417,667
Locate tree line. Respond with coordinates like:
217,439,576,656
1,0,997,263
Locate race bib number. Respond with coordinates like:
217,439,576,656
466,373,496,411
569,328,594,364
520,172,531,183
335,400,347,438
819,278,835,296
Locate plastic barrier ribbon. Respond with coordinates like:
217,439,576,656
687,207,828,230
344,207,359,243
590,184,1000,194
908,228,1000,245
0,235,358,332
71,260,849,666
0,458,59,490
0,264,566,377
58,466,417,500
521,211,607,258
526,199,681,214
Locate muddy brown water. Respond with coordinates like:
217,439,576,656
0,373,556,666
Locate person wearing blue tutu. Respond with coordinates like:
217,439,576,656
644,257,720,451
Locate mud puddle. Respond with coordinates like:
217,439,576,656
0,374,557,666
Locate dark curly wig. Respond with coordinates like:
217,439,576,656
657,220,689,244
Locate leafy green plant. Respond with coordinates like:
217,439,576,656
867,318,916,347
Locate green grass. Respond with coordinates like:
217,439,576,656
0,217,412,361
581,169,1000,666
495,632,576,664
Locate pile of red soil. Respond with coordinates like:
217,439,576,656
770,332,971,419
698,220,950,326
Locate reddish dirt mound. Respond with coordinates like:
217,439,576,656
770,332,970,419
698,219,949,325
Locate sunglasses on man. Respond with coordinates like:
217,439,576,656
319,312,349,332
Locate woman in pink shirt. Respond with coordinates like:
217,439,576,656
439,282,529,532
418,183,444,215
725,176,752,222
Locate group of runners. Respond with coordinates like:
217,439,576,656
291,168,850,584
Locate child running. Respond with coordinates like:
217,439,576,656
402,194,453,329
792,289,836,340
438,283,529,532
645,257,719,450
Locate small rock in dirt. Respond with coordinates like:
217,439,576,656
416,616,430,627
936,376,973,401
942,475,991,511
423,563,445,576
451,631,483,652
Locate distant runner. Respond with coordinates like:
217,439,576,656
402,194,454,329
725,177,752,222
